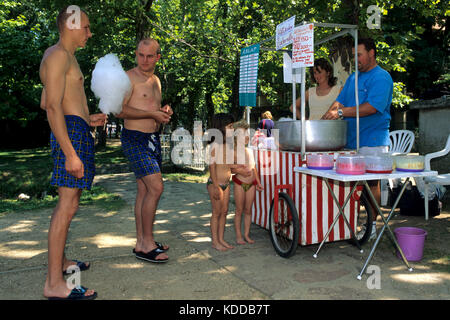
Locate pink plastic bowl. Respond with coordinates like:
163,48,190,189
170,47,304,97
306,154,334,170
336,155,365,175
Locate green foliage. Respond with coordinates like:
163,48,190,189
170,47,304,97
392,82,415,109
0,0,448,128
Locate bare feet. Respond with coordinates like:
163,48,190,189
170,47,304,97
245,236,255,244
212,242,228,251
44,280,96,299
221,240,234,249
236,238,246,245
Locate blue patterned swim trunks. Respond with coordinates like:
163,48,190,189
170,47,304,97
121,128,162,179
50,115,95,190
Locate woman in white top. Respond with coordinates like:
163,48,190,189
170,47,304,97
290,58,342,120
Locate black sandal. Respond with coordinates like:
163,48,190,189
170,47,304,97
62,260,90,275
135,247,168,263
47,286,97,300
132,241,169,255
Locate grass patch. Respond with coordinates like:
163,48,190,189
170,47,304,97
0,139,208,214
0,185,126,216
0,141,129,214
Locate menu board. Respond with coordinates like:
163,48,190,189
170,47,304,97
292,23,314,68
239,44,260,107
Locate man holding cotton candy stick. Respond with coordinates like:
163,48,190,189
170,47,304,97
39,6,104,300
118,37,172,264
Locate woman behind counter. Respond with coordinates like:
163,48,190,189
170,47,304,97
289,58,342,120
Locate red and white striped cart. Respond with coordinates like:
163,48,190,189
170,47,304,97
252,148,369,258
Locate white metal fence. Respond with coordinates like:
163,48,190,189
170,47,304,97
160,134,207,171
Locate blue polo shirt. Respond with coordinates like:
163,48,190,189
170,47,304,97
336,65,393,149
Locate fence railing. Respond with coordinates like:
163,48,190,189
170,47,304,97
160,134,207,171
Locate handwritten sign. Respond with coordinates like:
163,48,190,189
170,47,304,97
292,23,314,68
276,16,296,50
239,44,260,107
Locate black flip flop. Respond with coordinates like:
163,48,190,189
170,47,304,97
132,241,169,255
48,286,97,300
135,247,168,263
62,260,90,276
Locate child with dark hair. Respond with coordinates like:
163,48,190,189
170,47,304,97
206,113,235,251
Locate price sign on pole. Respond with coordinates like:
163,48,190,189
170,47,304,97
239,44,260,107
292,23,314,68
276,15,296,50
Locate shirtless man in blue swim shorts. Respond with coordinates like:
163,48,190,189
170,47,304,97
120,38,173,263
39,6,106,300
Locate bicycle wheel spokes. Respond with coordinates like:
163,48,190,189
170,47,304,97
269,192,299,258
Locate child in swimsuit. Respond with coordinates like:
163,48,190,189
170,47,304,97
231,120,263,245
206,113,235,251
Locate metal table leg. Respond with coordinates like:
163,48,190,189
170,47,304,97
357,178,413,280
313,179,362,258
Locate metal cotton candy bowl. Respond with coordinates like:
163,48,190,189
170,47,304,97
273,120,348,152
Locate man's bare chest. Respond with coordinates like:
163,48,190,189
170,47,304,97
133,81,160,101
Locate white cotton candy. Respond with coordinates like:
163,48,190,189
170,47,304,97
91,53,131,115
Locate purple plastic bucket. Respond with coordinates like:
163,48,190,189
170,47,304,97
394,227,427,262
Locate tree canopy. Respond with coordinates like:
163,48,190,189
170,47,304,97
0,0,448,130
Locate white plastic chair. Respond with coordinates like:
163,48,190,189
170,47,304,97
389,130,415,154
422,134,450,220
381,130,415,206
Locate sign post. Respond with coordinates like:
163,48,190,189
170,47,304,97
292,23,314,158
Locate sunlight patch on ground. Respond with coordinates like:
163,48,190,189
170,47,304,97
110,263,143,270
0,220,36,233
178,252,210,263
188,237,211,243
154,220,169,225
154,230,170,234
205,266,236,275
0,240,45,259
391,272,450,284
95,211,119,218
0,247,46,259
84,234,135,248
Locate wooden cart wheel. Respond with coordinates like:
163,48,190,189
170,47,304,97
269,192,299,258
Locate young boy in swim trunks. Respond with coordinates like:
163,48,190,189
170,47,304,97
232,120,263,245
206,113,236,251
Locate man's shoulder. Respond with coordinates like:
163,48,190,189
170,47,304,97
370,65,393,82
43,45,69,62
41,45,71,73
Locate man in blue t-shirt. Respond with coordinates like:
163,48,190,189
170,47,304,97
323,38,393,240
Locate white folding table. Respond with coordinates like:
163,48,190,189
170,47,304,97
293,166,437,279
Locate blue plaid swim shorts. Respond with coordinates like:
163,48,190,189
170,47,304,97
50,115,95,190
121,128,162,179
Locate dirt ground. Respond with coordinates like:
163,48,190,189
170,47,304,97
0,172,449,300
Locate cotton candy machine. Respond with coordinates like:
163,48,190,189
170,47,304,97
274,120,348,152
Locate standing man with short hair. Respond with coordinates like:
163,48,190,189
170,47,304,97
323,37,394,240
120,38,173,263
40,5,106,300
